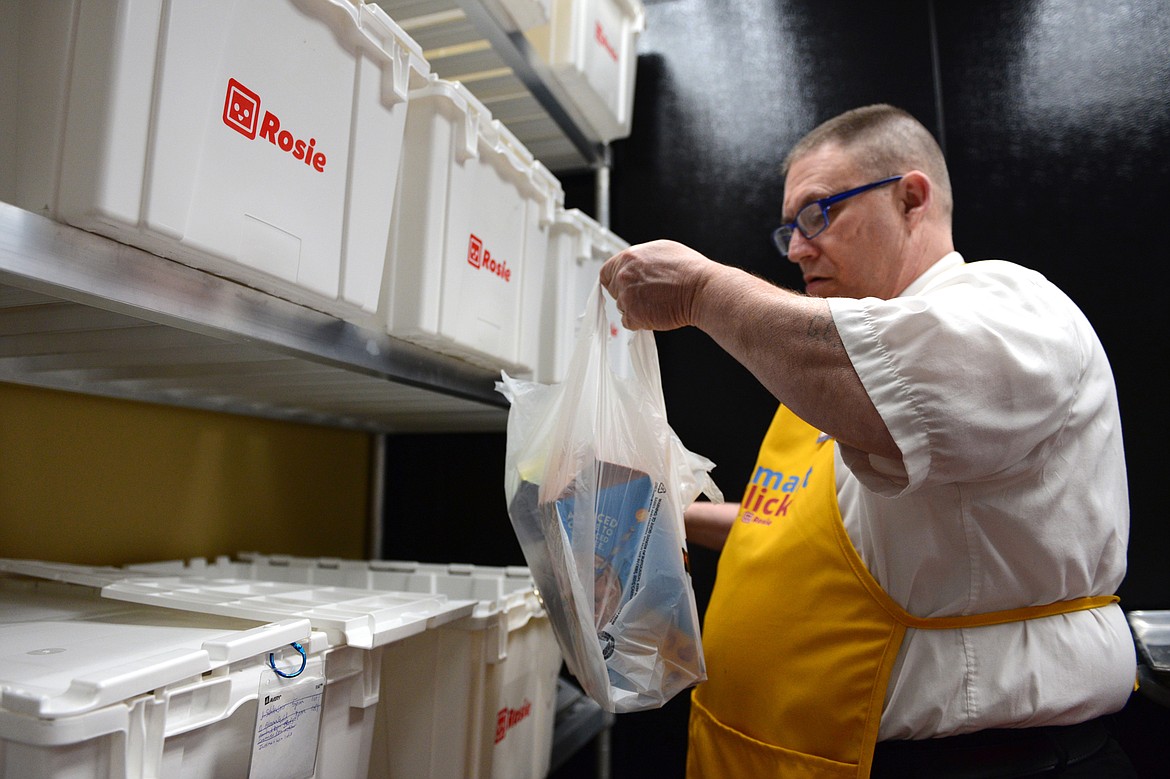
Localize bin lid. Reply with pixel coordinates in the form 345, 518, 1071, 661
0, 574, 310, 718
0, 559, 475, 650
235, 554, 542, 622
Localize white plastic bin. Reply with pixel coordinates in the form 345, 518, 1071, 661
382, 76, 564, 375
530, 0, 645, 142
0, 559, 477, 779
0, 0, 428, 321
131, 554, 563, 779
0, 574, 319, 779
541, 207, 630, 383
364, 560, 561, 779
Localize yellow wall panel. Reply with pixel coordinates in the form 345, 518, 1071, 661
0, 383, 370, 565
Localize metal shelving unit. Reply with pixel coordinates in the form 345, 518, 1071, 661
1, 197, 620, 775
3, 1, 620, 766
0, 202, 509, 433
1, 0, 618, 431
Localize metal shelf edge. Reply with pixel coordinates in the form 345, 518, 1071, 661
0, 203, 511, 415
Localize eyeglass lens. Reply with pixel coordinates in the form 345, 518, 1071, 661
796, 203, 828, 237
775, 203, 827, 256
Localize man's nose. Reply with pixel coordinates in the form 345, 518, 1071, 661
786, 229, 815, 263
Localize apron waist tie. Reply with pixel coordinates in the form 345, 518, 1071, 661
869, 716, 1112, 778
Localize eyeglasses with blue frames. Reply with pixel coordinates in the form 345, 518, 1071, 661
772, 175, 903, 257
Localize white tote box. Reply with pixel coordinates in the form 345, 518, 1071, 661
535, 0, 645, 142
541, 207, 630, 383
0, 0, 429, 320
0, 558, 477, 779
124, 554, 564, 779
383, 76, 563, 374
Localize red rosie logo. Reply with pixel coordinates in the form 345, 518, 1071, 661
495, 699, 532, 743
595, 20, 618, 62
467, 233, 512, 282
222, 78, 327, 172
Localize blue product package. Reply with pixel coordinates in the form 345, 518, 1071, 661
550, 462, 657, 632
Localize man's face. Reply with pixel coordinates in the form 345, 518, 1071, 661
781, 145, 908, 300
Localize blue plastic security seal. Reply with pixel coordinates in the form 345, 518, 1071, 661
268, 641, 307, 678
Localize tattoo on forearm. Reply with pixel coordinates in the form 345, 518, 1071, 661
806, 314, 842, 348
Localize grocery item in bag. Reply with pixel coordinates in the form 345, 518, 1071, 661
499, 284, 721, 712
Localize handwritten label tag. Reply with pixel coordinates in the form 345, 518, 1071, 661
248, 656, 325, 779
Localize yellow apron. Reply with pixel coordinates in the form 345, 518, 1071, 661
687, 406, 1117, 778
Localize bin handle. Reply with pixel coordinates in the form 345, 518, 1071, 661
268, 642, 308, 678
457, 106, 480, 163
357, 2, 427, 104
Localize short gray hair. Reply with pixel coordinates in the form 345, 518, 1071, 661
783, 104, 953, 221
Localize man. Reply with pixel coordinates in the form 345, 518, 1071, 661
599, 105, 1135, 777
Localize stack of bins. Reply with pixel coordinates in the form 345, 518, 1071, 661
0, 559, 476, 779
0, 0, 429, 323
128, 554, 563, 778
541, 207, 631, 383
381, 75, 565, 377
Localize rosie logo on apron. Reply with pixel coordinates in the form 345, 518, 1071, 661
686, 406, 1117, 779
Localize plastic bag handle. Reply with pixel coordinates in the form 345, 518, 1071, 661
587, 282, 725, 508
584, 281, 668, 414
536, 282, 654, 497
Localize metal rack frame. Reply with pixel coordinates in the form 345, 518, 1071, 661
3, 2, 622, 767
386, 0, 611, 174
0, 202, 509, 433
452, 0, 607, 168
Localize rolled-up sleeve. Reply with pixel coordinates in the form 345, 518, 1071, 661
827, 262, 1089, 496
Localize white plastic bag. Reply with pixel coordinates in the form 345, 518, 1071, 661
498, 283, 722, 713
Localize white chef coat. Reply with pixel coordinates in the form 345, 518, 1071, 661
827, 252, 1135, 741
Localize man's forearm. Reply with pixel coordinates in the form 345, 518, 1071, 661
685, 501, 740, 551
693, 266, 898, 459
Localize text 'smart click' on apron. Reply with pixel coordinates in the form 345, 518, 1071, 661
686, 406, 1116, 778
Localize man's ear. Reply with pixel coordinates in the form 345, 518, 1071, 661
900, 170, 932, 223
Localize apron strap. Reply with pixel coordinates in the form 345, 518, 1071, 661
893, 594, 1120, 630
833, 512, 1119, 631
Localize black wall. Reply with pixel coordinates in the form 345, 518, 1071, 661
384, 1, 1170, 775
